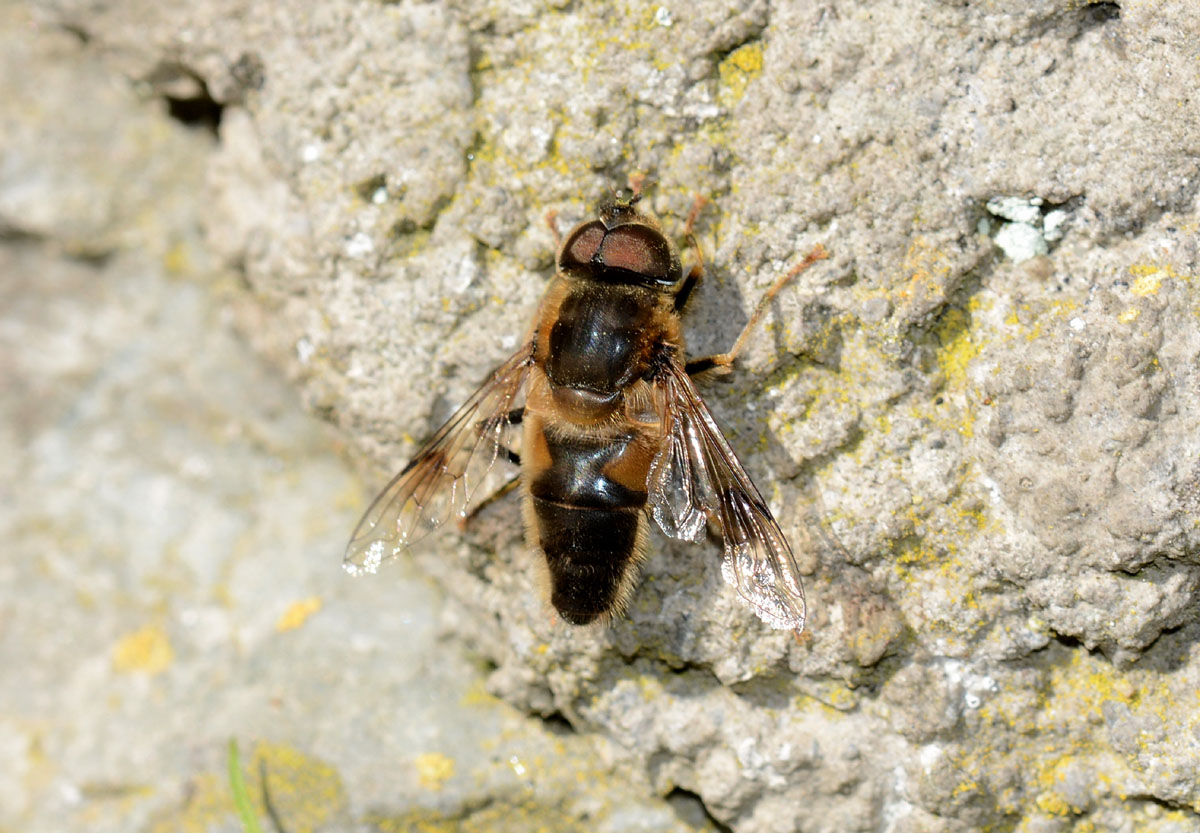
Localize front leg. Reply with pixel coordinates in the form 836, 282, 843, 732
673, 264, 704, 313
673, 194, 710, 314
685, 245, 828, 377
545, 211, 562, 248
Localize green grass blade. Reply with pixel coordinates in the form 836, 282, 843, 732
227, 739, 264, 833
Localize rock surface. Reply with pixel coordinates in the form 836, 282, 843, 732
9, 0, 1200, 831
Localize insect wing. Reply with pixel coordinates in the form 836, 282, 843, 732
344, 347, 533, 576
648, 361, 806, 632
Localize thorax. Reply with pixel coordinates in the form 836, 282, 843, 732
529, 276, 680, 426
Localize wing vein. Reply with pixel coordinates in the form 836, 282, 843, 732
647, 359, 806, 631
344, 347, 533, 575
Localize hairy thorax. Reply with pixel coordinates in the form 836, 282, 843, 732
530, 276, 681, 429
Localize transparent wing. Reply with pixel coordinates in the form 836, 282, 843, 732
648, 359, 806, 632
344, 347, 533, 576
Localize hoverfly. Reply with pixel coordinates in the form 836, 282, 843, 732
345, 186, 827, 632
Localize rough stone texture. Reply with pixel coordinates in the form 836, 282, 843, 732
13, 0, 1200, 831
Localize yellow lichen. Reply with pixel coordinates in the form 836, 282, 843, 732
414, 753, 456, 790
1129, 261, 1196, 287
143, 742, 343, 833
112, 624, 174, 675
1129, 269, 1163, 297
144, 772, 229, 833
368, 799, 584, 833
1035, 791, 1075, 816
251, 742, 347, 831
896, 237, 953, 306
460, 678, 500, 708
275, 597, 322, 632
718, 42, 764, 105
934, 304, 983, 395
162, 240, 191, 275
926, 301, 984, 444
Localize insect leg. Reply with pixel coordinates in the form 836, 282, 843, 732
457, 473, 522, 530
627, 171, 648, 198
683, 194, 708, 237
474, 407, 523, 431
674, 195, 709, 313
673, 264, 704, 313
473, 407, 523, 464
545, 211, 562, 248
685, 244, 828, 377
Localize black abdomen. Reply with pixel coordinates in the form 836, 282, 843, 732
531, 499, 642, 624
528, 428, 650, 624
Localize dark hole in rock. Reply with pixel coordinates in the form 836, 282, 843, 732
665, 787, 733, 833
537, 711, 575, 735
165, 90, 223, 135
149, 64, 223, 135
1083, 2, 1121, 25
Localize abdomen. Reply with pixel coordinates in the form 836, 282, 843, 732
522, 415, 654, 624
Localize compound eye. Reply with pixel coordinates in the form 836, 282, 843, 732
558, 221, 606, 271
596, 224, 680, 284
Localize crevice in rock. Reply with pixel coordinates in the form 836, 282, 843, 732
1079, 2, 1121, 31
0, 224, 116, 268
1124, 792, 1198, 818
462, 31, 488, 165
1122, 617, 1198, 674
387, 191, 456, 248
65, 248, 116, 269
1048, 631, 1085, 651
354, 173, 389, 204
704, 0, 769, 61
729, 675, 800, 711
665, 787, 734, 833
462, 126, 487, 174
535, 711, 576, 735
258, 758, 291, 833
1020, 628, 1088, 667
662, 661, 724, 690
146, 63, 224, 136
164, 84, 224, 135
0, 222, 44, 245
55, 21, 91, 45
